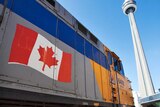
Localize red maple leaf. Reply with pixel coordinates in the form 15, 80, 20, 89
38, 46, 58, 71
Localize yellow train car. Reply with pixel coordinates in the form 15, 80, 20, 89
104, 46, 134, 106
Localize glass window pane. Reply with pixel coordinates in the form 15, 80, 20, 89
114, 58, 118, 71
120, 62, 125, 76
108, 52, 112, 65
100, 52, 110, 70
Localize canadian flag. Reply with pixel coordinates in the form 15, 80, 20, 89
9, 24, 72, 83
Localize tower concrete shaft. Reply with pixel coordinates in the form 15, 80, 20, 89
122, 0, 155, 97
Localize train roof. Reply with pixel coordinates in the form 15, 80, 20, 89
39, 0, 115, 55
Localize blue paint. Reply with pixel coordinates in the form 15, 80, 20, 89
9, 0, 110, 70
93, 46, 100, 64
76, 34, 84, 54
58, 19, 76, 49
11, 0, 57, 37
100, 52, 110, 70
85, 40, 93, 60
0, 0, 4, 4
120, 62, 125, 76
108, 52, 112, 65
0, 0, 13, 8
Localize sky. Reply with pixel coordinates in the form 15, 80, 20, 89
57, 0, 160, 92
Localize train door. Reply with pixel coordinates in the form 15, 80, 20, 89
54, 18, 76, 94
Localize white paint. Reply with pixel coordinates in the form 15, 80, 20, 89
128, 12, 155, 97
53, 47, 63, 80
122, 0, 155, 98
28, 34, 63, 80
128, 14, 147, 97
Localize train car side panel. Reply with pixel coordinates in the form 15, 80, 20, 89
75, 51, 86, 97
117, 73, 134, 106
54, 38, 75, 93
0, 10, 63, 89
85, 57, 96, 99
91, 60, 103, 100
101, 67, 113, 103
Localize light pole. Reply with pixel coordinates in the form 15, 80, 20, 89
122, 0, 155, 97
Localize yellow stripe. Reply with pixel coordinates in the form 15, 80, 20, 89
90, 60, 112, 102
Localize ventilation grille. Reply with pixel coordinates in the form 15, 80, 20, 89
78, 21, 87, 36
90, 33, 98, 44
46, 0, 55, 7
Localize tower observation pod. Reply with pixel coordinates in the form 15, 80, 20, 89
122, 0, 155, 98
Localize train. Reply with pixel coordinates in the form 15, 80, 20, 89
0, 0, 134, 107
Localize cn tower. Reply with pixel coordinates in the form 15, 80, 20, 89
122, 0, 155, 97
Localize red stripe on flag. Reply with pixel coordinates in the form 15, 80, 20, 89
9, 24, 38, 65
58, 52, 72, 82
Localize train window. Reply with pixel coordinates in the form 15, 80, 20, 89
90, 33, 98, 44
106, 58, 110, 70
107, 52, 112, 65
46, 0, 55, 7
117, 61, 121, 71
100, 52, 110, 70
58, 19, 75, 48
114, 58, 118, 71
120, 62, 125, 76
85, 40, 93, 59
77, 21, 87, 36
76, 34, 84, 54
93, 46, 100, 64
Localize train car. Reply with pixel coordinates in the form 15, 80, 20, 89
0, 0, 134, 107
